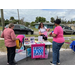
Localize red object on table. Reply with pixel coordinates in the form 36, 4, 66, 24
49, 32, 52, 36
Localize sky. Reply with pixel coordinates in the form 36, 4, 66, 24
1, 9, 75, 22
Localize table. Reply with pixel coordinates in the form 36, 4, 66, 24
24, 41, 52, 60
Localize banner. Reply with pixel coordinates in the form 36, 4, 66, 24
31, 44, 45, 59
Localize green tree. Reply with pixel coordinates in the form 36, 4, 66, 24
5, 19, 9, 25
50, 17, 55, 23
10, 16, 15, 20
0, 18, 1, 26
35, 17, 46, 23
25, 22, 30, 27
30, 21, 35, 27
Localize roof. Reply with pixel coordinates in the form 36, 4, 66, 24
34, 22, 65, 26
34, 22, 54, 25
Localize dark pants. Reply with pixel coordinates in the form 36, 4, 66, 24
40, 34, 47, 48
52, 41, 64, 64
7, 46, 16, 64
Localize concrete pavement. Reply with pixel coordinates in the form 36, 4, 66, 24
0, 49, 75, 65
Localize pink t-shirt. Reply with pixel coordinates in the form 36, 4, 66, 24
16, 35, 24, 43
53, 26, 65, 43
1, 28, 16, 47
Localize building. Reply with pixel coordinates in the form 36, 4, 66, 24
34, 22, 54, 29
34, 22, 64, 29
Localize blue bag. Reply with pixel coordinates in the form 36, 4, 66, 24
27, 48, 31, 57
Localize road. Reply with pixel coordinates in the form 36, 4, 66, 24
0, 49, 75, 65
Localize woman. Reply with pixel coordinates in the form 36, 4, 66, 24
1, 23, 19, 65
49, 19, 65, 65
38, 22, 50, 41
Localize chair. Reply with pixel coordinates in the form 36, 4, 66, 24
64, 37, 72, 49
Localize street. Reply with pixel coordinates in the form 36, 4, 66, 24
0, 49, 75, 65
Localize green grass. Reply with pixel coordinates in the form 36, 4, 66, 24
0, 40, 6, 52
0, 26, 2, 31
16, 34, 39, 37
0, 39, 72, 52
64, 35, 75, 37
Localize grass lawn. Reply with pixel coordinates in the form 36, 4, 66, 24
16, 34, 39, 37
0, 40, 6, 52
0, 26, 2, 31
0, 37, 73, 52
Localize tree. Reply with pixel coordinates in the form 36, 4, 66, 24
30, 21, 35, 27
35, 17, 46, 23
10, 16, 15, 20
50, 17, 55, 23
5, 19, 9, 25
25, 22, 30, 27
0, 18, 1, 26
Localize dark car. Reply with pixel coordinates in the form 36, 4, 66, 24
5, 24, 34, 35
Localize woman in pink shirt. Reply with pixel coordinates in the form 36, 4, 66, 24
49, 19, 65, 65
1, 23, 19, 65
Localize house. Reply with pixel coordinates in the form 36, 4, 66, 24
34, 22, 64, 29
34, 22, 54, 29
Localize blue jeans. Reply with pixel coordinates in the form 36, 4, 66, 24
52, 41, 64, 65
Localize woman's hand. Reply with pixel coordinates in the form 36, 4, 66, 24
46, 28, 50, 32
41, 33, 44, 35
52, 33, 57, 37
16, 38, 19, 40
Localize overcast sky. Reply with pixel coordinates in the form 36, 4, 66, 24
1, 9, 75, 22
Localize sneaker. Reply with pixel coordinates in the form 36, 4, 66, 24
7, 62, 17, 65
50, 61, 55, 65
9, 62, 17, 65
57, 63, 60, 65
13, 61, 17, 64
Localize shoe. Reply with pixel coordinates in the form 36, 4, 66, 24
9, 63, 17, 65
50, 61, 55, 65
7, 62, 17, 65
13, 61, 17, 64
57, 63, 60, 65
7, 63, 9, 65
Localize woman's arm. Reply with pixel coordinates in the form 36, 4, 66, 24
12, 38, 19, 41
11, 31, 19, 41
39, 31, 44, 35
46, 28, 50, 32
51, 33, 57, 37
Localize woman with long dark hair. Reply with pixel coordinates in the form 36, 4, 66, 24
38, 22, 50, 41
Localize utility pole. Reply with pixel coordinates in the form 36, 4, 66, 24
1, 9, 5, 31
17, 9, 20, 24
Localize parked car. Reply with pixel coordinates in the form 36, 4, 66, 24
61, 25, 75, 34
5, 24, 34, 35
